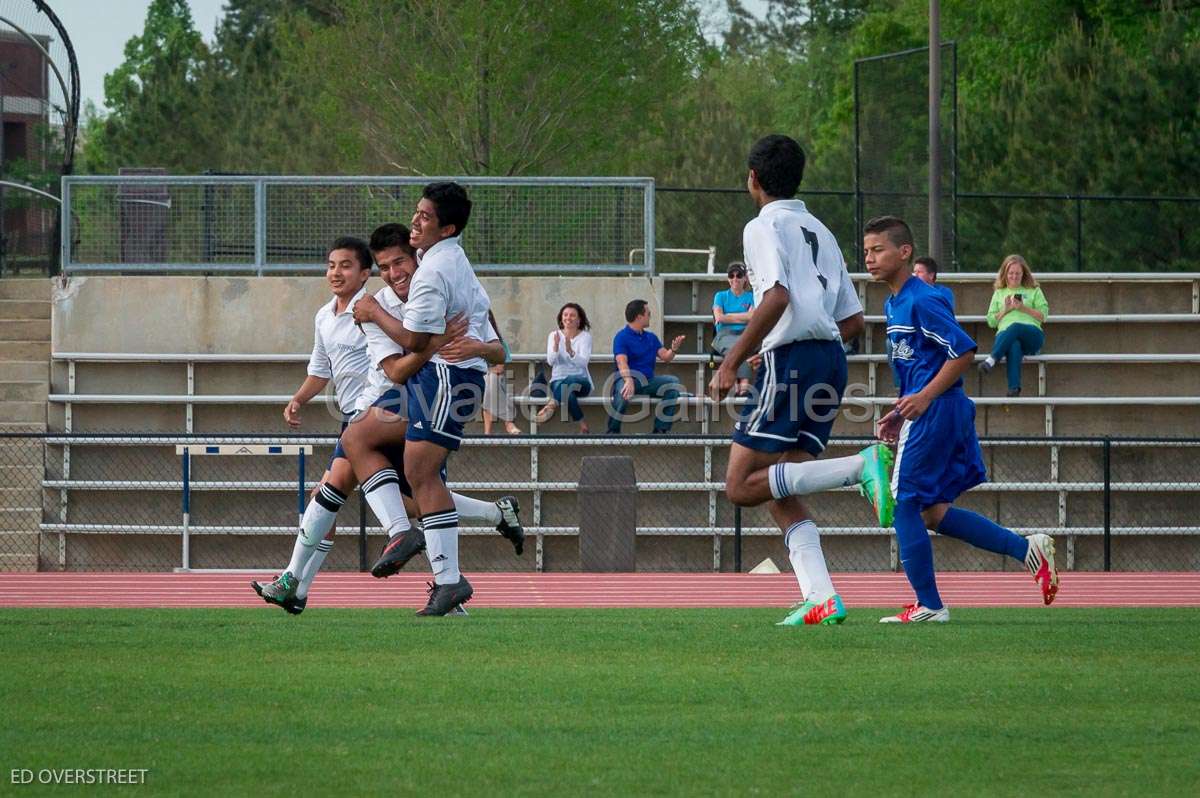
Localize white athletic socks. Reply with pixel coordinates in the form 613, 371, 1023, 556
286, 483, 345, 576
452, 493, 501, 524
769, 455, 864, 500
784, 520, 835, 604
422, 509, 461, 585
296, 539, 333, 599
362, 468, 412, 536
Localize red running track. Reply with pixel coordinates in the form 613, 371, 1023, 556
1, 572, 1199, 609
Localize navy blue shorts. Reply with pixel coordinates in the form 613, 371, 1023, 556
892, 388, 987, 509
732, 339, 848, 457
406, 361, 486, 452
328, 420, 351, 469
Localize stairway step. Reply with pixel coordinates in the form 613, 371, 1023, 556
0, 362, 48, 382
0, 299, 50, 319
0, 279, 51, 300
0, 402, 45, 423
0, 341, 50, 360
0, 382, 48, 402
0, 319, 50, 341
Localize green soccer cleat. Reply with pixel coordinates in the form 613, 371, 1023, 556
858, 443, 895, 527
259, 571, 298, 606
775, 600, 818, 626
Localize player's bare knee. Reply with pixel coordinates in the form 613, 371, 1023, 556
922, 504, 948, 529
326, 459, 356, 494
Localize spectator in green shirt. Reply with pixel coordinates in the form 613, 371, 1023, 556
979, 254, 1048, 397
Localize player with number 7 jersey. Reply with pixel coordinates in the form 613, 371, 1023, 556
710, 134, 886, 628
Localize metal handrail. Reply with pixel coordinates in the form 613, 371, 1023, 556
662, 272, 1200, 283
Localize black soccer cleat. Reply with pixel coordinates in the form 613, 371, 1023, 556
416, 576, 474, 616
495, 496, 525, 556
370, 526, 427, 578
282, 596, 307, 615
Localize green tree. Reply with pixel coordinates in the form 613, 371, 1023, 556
81, 0, 213, 172
292, 0, 704, 175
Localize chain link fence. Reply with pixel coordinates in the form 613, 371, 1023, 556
63, 176, 654, 275
2, 432, 1196, 574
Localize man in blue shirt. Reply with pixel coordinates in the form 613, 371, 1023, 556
913, 255, 956, 311
711, 262, 756, 395
607, 299, 686, 434
865, 216, 1060, 623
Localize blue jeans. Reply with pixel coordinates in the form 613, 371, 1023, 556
549, 376, 592, 422
607, 374, 682, 434
990, 323, 1044, 391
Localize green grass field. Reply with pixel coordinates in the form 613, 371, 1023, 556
2, 608, 1198, 796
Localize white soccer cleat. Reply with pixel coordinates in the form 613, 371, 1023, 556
879, 603, 950, 623
1025, 533, 1060, 605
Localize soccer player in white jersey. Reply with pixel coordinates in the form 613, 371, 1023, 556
252, 237, 373, 614
709, 134, 891, 627
257, 227, 521, 614
343, 223, 522, 593
351, 183, 493, 616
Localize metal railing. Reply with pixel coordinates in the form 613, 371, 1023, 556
61, 175, 656, 276
3, 431, 1198, 574
654, 187, 1200, 274
49, 350, 1200, 442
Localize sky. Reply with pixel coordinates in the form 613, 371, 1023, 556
43, 0, 769, 112
42, 0, 226, 112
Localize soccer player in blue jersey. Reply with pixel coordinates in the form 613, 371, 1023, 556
864, 216, 1059, 623
710, 134, 893, 627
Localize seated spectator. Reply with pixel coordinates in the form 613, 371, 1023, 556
607, 299, 686, 435
536, 302, 593, 433
711, 261, 756, 395
980, 254, 1048, 397
913, 255, 956, 311
482, 363, 522, 434
482, 310, 522, 434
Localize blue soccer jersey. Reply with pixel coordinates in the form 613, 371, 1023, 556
886, 276, 986, 508
884, 276, 976, 397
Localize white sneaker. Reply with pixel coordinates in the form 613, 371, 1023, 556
1025, 533, 1060, 606
880, 603, 950, 623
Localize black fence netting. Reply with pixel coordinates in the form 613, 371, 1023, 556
1, 432, 1196, 574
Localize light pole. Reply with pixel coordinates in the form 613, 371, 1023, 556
928, 0, 942, 265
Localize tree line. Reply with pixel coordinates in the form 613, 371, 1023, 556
78, 0, 1200, 271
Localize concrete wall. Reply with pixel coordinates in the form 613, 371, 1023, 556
53, 275, 665, 356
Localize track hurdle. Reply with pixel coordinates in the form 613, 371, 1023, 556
174, 444, 313, 572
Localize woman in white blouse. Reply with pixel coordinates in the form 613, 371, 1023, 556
536, 303, 593, 433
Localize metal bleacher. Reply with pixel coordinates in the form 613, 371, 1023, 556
32, 271, 1200, 573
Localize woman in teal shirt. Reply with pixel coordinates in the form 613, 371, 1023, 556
711, 262, 756, 395
979, 254, 1049, 396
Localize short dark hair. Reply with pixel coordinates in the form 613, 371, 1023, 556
914, 255, 939, 278
625, 299, 649, 323
329, 236, 372, 270
863, 215, 915, 262
368, 223, 415, 257
422, 181, 472, 236
748, 134, 805, 198
557, 302, 591, 331
726, 261, 747, 278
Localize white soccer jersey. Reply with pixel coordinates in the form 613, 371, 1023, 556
357, 285, 408, 412
742, 199, 862, 353
403, 236, 492, 372
308, 285, 371, 415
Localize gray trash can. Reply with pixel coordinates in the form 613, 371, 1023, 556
578, 456, 637, 572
